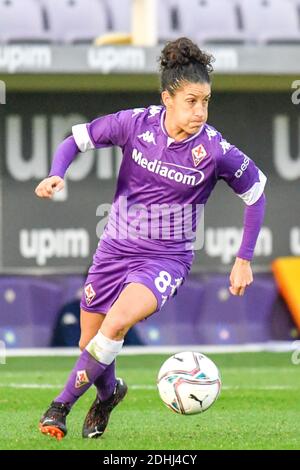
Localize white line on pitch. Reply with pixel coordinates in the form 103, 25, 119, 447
0, 383, 298, 391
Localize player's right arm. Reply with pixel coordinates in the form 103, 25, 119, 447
35, 109, 133, 199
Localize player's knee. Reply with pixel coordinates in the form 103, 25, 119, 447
112, 324, 128, 339
105, 316, 131, 339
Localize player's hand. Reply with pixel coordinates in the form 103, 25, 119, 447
229, 257, 253, 296
35, 176, 65, 199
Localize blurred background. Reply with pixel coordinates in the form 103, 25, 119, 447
0, 0, 299, 349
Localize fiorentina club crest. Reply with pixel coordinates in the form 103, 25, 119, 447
84, 283, 96, 305
75, 370, 90, 388
192, 144, 207, 167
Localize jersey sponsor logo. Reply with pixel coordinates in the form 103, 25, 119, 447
131, 149, 204, 186
235, 155, 250, 178
75, 370, 90, 388
192, 144, 207, 167
138, 130, 156, 145
84, 283, 96, 305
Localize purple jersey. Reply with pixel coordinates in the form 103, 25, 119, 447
72, 105, 266, 260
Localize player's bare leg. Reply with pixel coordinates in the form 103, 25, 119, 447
100, 282, 158, 341
82, 283, 157, 438
79, 310, 105, 350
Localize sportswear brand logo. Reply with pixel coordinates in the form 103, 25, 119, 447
138, 130, 156, 145
132, 108, 145, 117
220, 139, 231, 154
205, 127, 218, 140
75, 370, 90, 388
148, 105, 162, 117
189, 393, 209, 410
84, 283, 96, 305
192, 144, 207, 167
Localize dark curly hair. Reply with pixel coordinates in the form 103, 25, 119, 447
159, 37, 214, 95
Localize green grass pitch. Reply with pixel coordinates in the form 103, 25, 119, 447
0, 352, 299, 450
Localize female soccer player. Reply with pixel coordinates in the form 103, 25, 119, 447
35, 37, 266, 440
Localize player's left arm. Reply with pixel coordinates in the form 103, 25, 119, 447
229, 193, 265, 296
215, 139, 267, 296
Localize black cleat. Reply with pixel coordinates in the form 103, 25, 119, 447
82, 378, 128, 438
39, 401, 70, 440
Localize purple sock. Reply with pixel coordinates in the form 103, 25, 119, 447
94, 360, 117, 402
55, 349, 108, 407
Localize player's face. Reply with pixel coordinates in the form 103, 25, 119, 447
162, 81, 211, 136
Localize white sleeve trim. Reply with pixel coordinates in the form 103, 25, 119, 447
72, 123, 95, 152
237, 170, 267, 205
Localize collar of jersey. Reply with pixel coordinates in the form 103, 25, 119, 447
160, 108, 204, 146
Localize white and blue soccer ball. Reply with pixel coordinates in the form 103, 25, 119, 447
157, 351, 221, 415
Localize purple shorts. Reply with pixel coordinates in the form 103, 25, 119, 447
80, 246, 191, 314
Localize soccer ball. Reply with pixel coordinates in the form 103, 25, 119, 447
157, 351, 221, 415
